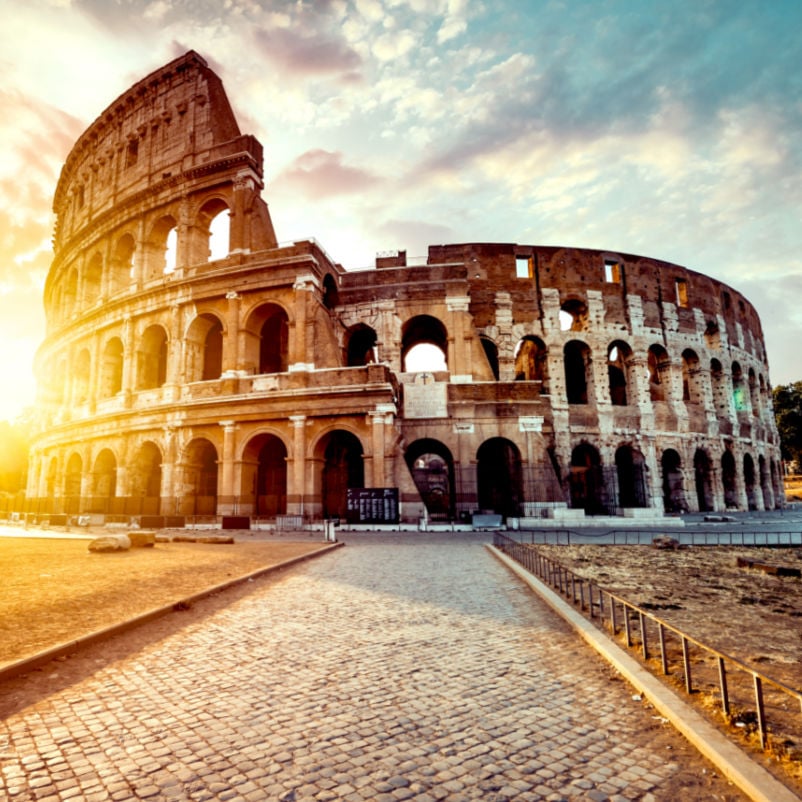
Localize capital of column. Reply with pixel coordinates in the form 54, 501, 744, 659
290, 415, 307, 428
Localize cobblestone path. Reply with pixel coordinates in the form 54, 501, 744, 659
0, 534, 745, 801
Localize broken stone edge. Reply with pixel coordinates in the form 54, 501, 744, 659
487, 544, 801, 802
0, 541, 343, 683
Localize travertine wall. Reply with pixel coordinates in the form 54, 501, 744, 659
27, 52, 783, 525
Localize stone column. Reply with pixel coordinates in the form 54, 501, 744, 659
223, 291, 242, 375
446, 296, 471, 380
289, 276, 317, 371
218, 420, 238, 515
368, 404, 396, 487
287, 415, 307, 517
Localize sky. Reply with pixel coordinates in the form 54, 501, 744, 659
0, 0, 801, 423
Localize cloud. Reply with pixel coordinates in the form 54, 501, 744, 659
253, 25, 362, 82
272, 149, 382, 198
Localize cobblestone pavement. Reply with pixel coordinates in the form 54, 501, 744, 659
0, 533, 746, 802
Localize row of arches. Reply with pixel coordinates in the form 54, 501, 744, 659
51, 200, 231, 322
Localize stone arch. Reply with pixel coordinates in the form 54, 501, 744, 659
317, 430, 364, 520
100, 337, 124, 397
694, 449, 714, 512
64, 268, 79, 317
186, 314, 224, 382
710, 359, 730, 418
196, 197, 230, 263
477, 438, 523, 519
648, 344, 671, 402
137, 324, 168, 390
90, 448, 117, 513
130, 441, 163, 514
181, 438, 219, 515
748, 368, 759, 416
346, 324, 378, 367
721, 449, 738, 508
480, 336, 500, 380
681, 349, 702, 404
514, 336, 548, 385
64, 452, 83, 515
564, 340, 591, 405
758, 454, 771, 510
771, 459, 783, 508
241, 433, 288, 517
111, 232, 135, 294
732, 362, 748, 412
607, 340, 633, 406
401, 315, 448, 372
144, 214, 177, 279
405, 438, 454, 521
615, 445, 648, 508
569, 442, 605, 515
559, 297, 588, 331
661, 449, 685, 513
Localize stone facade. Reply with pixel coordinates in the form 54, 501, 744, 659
28, 51, 783, 526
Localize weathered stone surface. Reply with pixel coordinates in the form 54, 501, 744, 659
129, 531, 156, 548
88, 535, 131, 553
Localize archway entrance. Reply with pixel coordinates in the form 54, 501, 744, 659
694, 449, 714, 512
477, 438, 522, 519
405, 439, 455, 521
569, 444, 606, 515
661, 449, 685, 513
183, 439, 218, 515
615, 446, 648, 509
320, 431, 364, 519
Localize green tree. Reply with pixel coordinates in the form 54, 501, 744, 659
773, 382, 802, 471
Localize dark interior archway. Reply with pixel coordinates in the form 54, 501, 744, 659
477, 438, 522, 519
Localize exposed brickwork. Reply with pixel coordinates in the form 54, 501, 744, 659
28, 52, 782, 526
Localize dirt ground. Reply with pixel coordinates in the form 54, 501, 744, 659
534, 541, 802, 792
0, 533, 327, 669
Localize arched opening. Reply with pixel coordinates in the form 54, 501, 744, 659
64, 453, 82, 515
145, 215, 178, 278
710, 359, 730, 418
84, 252, 103, 306
514, 336, 548, 384
661, 449, 685, 513
320, 430, 364, 520
129, 442, 163, 515
607, 341, 632, 406
346, 324, 378, 367
648, 344, 671, 402
402, 315, 448, 372
100, 338, 124, 398
480, 337, 500, 380
242, 434, 288, 517
569, 443, 605, 515
477, 438, 523, 519
743, 453, 757, 510
64, 269, 78, 317
771, 459, 783, 509
732, 362, 748, 412
137, 325, 168, 390
748, 368, 759, 417
681, 349, 702, 403
564, 341, 591, 405
186, 314, 224, 382
559, 298, 588, 331
721, 449, 738, 508
89, 449, 117, 514
259, 306, 290, 374
694, 449, 714, 512
182, 439, 218, 515
704, 320, 721, 350
111, 233, 135, 293
207, 205, 230, 261
615, 446, 648, 508
405, 439, 455, 521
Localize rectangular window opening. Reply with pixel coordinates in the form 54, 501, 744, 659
604, 259, 622, 283
126, 139, 139, 168
515, 255, 533, 279
675, 278, 689, 308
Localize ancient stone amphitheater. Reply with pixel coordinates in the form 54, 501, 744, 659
27, 51, 783, 528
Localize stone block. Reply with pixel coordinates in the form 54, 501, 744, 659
88, 534, 131, 553
129, 531, 156, 548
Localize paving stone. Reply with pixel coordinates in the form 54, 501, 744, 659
0, 535, 747, 802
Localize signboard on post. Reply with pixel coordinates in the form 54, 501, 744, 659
346, 488, 400, 524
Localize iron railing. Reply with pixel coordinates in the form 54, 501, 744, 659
515, 528, 802, 547
493, 532, 802, 753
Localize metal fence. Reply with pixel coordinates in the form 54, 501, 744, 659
516, 528, 802, 547
493, 532, 802, 755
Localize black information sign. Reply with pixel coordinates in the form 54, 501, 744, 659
346, 488, 399, 524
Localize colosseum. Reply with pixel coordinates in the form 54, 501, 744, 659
27, 51, 783, 530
